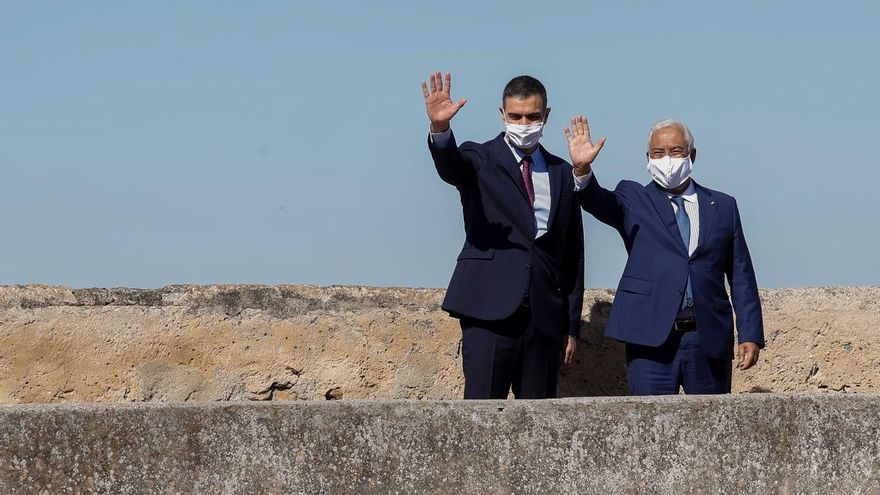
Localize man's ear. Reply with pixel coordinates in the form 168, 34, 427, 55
544, 107, 551, 124
690, 147, 697, 163
499, 107, 505, 123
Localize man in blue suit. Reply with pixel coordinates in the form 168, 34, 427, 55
422, 72, 584, 399
563, 116, 764, 395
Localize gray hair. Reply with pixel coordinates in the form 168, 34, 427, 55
647, 119, 695, 151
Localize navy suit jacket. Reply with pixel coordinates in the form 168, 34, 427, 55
429, 132, 585, 339
577, 174, 764, 359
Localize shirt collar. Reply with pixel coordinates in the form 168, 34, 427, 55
505, 137, 547, 172
667, 180, 697, 203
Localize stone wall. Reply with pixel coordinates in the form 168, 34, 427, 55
1, 395, 878, 494
0, 285, 878, 403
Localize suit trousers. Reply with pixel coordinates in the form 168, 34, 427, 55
460, 305, 562, 399
625, 327, 732, 395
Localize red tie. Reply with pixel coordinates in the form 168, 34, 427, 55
521, 155, 535, 208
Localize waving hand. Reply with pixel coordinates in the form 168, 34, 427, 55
564, 115, 606, 177
421, 72, 468, 133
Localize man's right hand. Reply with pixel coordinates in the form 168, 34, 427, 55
422, 72, 467, 133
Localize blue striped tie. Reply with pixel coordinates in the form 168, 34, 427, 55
672, 196, 694, 312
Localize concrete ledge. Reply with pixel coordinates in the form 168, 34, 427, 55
1, 394, 878, 494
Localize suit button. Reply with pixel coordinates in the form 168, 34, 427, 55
688, 260, 694, 265
524, 263, 531, 269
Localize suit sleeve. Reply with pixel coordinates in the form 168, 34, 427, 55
427, 130, 480, 188
575, 173, 627, 231
726, 199, 765, 347
565, 193, 585, 337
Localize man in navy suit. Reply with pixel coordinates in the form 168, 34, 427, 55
563, 116, 764, 395
422, 72, 584, 399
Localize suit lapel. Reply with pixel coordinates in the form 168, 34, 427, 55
693, 182, 717, 257
490, 134, 530, 205
647, 181, 688, 253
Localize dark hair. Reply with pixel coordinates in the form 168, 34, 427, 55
502, 75, 547, 110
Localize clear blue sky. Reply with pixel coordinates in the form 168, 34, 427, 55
2, 2, 878, 289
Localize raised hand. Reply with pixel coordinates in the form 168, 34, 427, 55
563, 115, 606, 177
421, 72, 467, 133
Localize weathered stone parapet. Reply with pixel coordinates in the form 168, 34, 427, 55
0, 285, 878, 403
1, 394, 878, 494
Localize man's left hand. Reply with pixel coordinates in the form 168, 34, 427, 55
737, 342, 760, 370
562, 336, 577, 365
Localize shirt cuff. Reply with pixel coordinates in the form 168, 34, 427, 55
429, 127, 452, 148
572, 170, 593, 191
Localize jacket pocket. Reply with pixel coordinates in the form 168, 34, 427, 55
617, 275, 653, 295
457, 248, 496, 260
714, 297, 733, 313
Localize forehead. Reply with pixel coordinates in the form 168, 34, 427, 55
649, 126, 688, 148
503, 94, 545, 113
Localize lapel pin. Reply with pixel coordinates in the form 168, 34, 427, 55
711, 201, 716, 206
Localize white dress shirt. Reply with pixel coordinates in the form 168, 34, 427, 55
430, 129, 551, 239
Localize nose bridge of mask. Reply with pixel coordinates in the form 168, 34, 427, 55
652, 155, 673, 171
508, 122, 543, 132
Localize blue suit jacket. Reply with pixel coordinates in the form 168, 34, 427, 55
577, 174, 764, 359
429, 132, 585, 339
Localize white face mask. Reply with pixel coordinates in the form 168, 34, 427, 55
504, 121, 544, 149
647, 155, 693, 190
